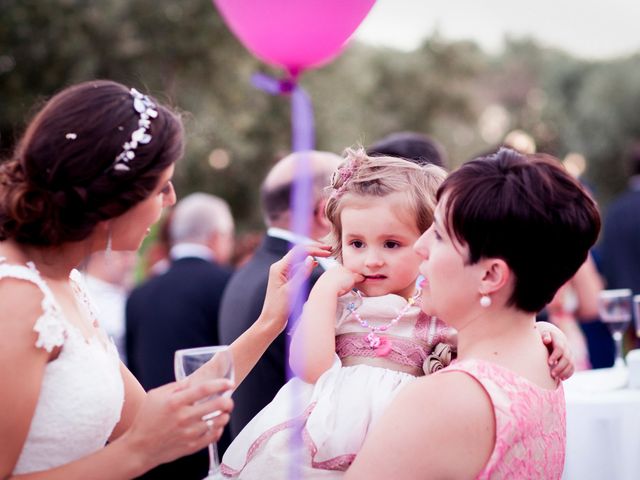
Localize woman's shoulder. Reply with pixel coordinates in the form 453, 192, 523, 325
354, 370, 494, 479
0, 261, 66, 353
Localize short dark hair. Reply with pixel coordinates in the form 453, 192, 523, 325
439, 147, 601, 313
0, 80, 183, 246
367, 131, 447, 169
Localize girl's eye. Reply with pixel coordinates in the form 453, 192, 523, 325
350, 240, 364, 249
434, 229, 442, 241
384, 241, 400, 249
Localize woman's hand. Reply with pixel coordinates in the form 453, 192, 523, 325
259, 243, 332, 335
537, 321, 575, 380
123, 378, 233, 473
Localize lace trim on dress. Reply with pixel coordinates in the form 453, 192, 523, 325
220, 401, 357, 477
0, 260, 67, 353
335, 333, 430, 370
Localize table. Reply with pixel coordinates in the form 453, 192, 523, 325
563, 367, 640, 480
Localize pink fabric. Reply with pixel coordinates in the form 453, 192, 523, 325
221, 292, 452, 478
442, 359, 566, 480
335, 333, 430, 368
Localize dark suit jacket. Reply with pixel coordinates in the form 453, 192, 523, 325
126, 256, 232, 480
600, 189, 640, 295
218, 235, 322, 438
592, 188, 640, 367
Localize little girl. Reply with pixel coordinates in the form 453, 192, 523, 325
221, 149, 570, 478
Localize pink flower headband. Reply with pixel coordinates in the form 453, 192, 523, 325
330, 158, 360, 199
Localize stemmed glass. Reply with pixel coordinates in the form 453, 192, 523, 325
174, 346, 234, 480
633, 295, 640, 339
598, 289, 632, 369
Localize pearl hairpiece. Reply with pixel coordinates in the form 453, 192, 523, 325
113, 88, 158, 172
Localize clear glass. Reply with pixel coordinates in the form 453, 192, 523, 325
598, 289, 633, 368
174, 346, 234, 479
633, 295, 640, 339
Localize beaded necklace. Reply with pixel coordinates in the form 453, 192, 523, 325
346, 288, 422, 357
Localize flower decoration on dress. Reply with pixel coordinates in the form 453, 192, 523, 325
113, 88, 158, 173
423, 342, 452, 374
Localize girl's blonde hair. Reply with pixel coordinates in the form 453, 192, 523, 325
325, 147, 447, 260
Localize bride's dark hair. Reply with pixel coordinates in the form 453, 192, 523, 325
0, 80, 184, 246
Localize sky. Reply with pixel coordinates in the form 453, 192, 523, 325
354, 0, 640, 60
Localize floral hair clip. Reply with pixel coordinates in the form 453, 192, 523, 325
330, 159, 359, 199
113, 88, 158, 172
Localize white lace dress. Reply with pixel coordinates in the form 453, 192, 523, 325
0, 259, 125, 475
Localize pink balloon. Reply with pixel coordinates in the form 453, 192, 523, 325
213, 0, 376, 76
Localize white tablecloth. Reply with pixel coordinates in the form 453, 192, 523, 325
563, 367, 640, 480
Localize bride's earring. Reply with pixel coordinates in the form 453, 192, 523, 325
105, 225, 112, 262
480, 293, 492, 308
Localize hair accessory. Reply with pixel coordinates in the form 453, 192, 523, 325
113, 88, 158, 172
347, 288, 422, 357
480, 294, 492, 308
330, 159, 358, 199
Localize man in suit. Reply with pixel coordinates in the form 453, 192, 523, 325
219, 150, 342, 438
126, 192, 234, 479
600, 143, 640, 295
596, 143, 640, 363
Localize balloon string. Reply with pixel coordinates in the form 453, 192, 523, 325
251, 72, 315, 152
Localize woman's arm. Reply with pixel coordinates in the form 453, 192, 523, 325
289, 265, 364, 383
345, 372, 494, 479
0, 282, 51, 479
570, 254, 603, 320
1, 281, 232, 479
194, 244, 333, 387
11, 379, 232, 480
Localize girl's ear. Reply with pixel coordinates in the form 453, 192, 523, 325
478, 258, 510, 295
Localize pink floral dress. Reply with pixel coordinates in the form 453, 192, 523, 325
221, 291, 449, 479
442, 359, 566, 479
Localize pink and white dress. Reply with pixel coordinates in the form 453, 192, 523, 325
442, 359, 566, 479
221, 291, 448, 479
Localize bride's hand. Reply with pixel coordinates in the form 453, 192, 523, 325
259, 243, 332, 334
124, 378, 233, 472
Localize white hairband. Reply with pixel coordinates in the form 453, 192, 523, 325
113, 88, 158, 172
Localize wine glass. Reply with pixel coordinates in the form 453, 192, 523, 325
633, 295, 640, 339
598, 289, 632, 369
174, 346, 234, 480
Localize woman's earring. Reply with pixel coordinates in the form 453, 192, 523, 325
105, 226, 112, 261
480, 294, 492, 308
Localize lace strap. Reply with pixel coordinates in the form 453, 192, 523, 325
0, 261, 67, 352
69, 269, 101, 328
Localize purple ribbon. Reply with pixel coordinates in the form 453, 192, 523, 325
252, 71, 316, 347
252, 72, 317, 480
251, 73, 315, 152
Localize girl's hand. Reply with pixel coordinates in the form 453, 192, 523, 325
537, 321, 575, 380
316, 264, 365, 297
260, 243, 332, 334
124, 378, 234, 471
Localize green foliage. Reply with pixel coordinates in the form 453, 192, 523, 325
2, 1, 640, 226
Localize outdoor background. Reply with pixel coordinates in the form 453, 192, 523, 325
2, 0, 640, 232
